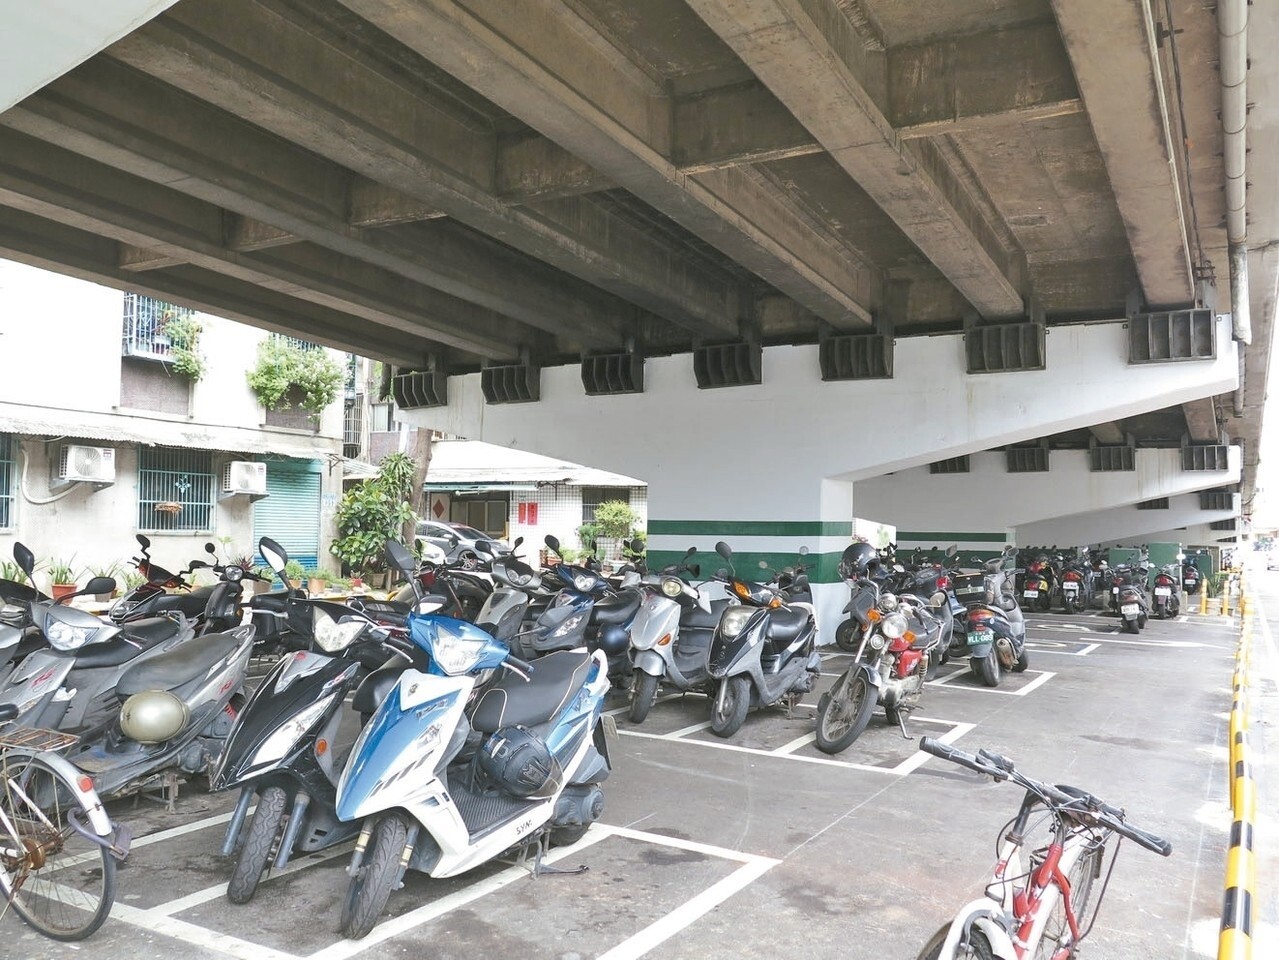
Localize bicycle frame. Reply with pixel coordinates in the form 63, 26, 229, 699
934, 793, 1098, 960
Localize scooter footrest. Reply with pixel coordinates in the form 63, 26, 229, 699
452, 782, 536, 841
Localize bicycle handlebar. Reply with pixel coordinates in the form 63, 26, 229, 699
919, 737, 1172, 857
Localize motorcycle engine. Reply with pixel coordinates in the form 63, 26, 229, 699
478, 725, 556, 797
120, 690, 189, 744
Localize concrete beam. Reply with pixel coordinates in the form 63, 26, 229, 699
333, 0, 874, 328
1182, 397, 1221, 444
854, 448, 1243, 534
685, 0, 1028, 318
1048, 0, 1194, 307
1016, 493, 1238, 546
2, 60, 638, 349
495, 133, 614, 201
1089, 422, 1127, 446
0, 205, 432, 366
397, 320, 1239, 515
0, 129, 524, 361
107, 1, 751, 336
888, 22, 1084, 140
671, 82, 824, 173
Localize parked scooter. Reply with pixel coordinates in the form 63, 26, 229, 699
626, 548, 729, 724
0, 543, 206, 734
108, 535, 247, 627
1181, 557, 1202, 595
1111, 560, 1150, 633
945, 546, 1029, 687
1151, 563, 1182, 619
815, 543, 946, 753
1058, 552, 1095, 614
704, 542, 821, 738
1019, 550, 1057, 613
473, 539, 549, 643
334, 540, 612, 940
212, 539, 416, 903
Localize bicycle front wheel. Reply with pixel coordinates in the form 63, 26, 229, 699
0, 754, 116, 941
917, 923, 995, 959
1031, 844, 1102, 959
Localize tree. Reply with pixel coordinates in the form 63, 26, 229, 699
330, 453, 418, 576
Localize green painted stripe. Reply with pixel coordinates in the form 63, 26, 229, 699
649, 520, 853, 537
897, 531, 1009, 543
649, 548, 844, 584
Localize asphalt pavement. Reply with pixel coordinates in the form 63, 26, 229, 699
3, 588, 1273, 960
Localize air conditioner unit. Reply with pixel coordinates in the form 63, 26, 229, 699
58, 445, 116, 484
222, 461, 267, 495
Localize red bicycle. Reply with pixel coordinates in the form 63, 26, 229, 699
916, 737, 1171, 959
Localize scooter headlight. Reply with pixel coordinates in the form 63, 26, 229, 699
573, 574, 596, 592
878, 593, 899, 613
431, 626, 488, 676
44, 616, 100, 652
881, 613, 908, 640
312, 608, 367, 653
250, 693, 338, 768
719, 607, 753, 639
660, 577, 683, 598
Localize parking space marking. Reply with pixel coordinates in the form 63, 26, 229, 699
106, 823, 780, 960
662, 719, 716, 739
1074, 634, 1211, 648
150, 846, 353, 918
620, 718, 975, 776
926, 668, 1055, 697
1025, 639, 1100, 657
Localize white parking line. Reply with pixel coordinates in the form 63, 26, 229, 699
1025, 641, 1100, 657
662, 719, 715, 739
1074, 634, 1211, 648
926, 669, 1056, 697
150, 845, 354, 917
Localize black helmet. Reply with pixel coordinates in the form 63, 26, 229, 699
839, 542, 879, 580
478, 725, 555, 798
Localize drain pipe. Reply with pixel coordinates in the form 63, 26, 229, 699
1220, 0, 1252, 345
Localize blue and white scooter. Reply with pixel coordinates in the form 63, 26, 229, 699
334, 540, 613, 940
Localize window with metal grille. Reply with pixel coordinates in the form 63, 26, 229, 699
0, 435, 14, 529
270, 332, 321, 353
581, 486, 632, 523
343, 395, 363, 459
122, 293, 194, 361
137, 446, 214, 532
929, 456, 970, 475
1136, 498, 1169, 510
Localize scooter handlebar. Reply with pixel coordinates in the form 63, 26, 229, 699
503, 654, 535, 677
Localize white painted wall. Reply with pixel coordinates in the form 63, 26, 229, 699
854, 448, 1242, 532
1016, 493, 1240, 546
0, 1, 180, 113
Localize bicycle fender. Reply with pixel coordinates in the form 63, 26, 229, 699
936, 900, 1016, 960
7, 747, 113, 837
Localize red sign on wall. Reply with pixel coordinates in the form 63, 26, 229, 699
517, 502, 538, 525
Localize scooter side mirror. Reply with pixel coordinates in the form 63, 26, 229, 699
513, 536, 524, 549
13, 542, 35, 578
715, 541, 732, 560
136, 533, 151, 551
544, 534, 561, 554
205, 542, 218, 556
83, 576, 117, 597
257, 536, 290, 582
384, 539, 417, 579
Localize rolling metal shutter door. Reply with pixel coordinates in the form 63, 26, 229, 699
253, 460, 321, 569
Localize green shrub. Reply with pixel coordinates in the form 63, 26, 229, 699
331, 453, 419, 574
246, 337, 344, 414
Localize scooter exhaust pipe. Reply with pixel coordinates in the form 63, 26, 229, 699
994, 637, 1015, 669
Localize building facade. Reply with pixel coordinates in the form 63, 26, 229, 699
0, 260, 345, 588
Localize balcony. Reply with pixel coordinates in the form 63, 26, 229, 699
121, 293, 190, 362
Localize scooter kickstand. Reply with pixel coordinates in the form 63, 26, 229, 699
895, 710, 914, 741
520, 834, 589, 879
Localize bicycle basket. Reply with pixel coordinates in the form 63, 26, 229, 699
0, 727, 80, 754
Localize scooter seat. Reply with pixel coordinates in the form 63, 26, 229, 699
681, 599, 728, 630
470, 650, 592, 734
116, 629, 245, 698
592, 591, 641, 626
767, 607, 810, 645
72, 618, 183, 670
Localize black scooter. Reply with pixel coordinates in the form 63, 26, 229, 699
705, 541, 821, 738
212, 536, 417, 904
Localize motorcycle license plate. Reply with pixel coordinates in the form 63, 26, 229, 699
967, 628, 994, 646
1121, 604, 1140, 616
1022, 590, 1038, 598
1154, 586, 1172, 597
1063, 583, 1079, 592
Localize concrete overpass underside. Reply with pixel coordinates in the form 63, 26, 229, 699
1, 0, 1276, 572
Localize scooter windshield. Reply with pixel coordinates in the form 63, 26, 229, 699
408, 613, 510, 677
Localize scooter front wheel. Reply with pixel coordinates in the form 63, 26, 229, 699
814, 671, 876, 754
709, 676, 751, 738
340, 814, 408, 940
226, 785, 288, 905
628, 671, 660, 724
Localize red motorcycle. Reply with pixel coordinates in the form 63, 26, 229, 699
1151, 563, 1181, 618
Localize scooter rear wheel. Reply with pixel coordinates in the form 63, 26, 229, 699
1122, 617, 1140, 634
972, 651, 1001, 688
226, 785, 288, 905
628, 672, 659, 724
1010, 646, 1030, 673
340, 814, 407, 940
814, 671, 876, 754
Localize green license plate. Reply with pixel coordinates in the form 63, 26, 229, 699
967, 629, 993, 645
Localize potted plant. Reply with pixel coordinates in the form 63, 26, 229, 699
284, 559, 306, 591
87, 562, 121, 601
46, 557, 78, 601
246, 336, 345, 418
305, 567, 328, 596
0, 559, 30, 585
